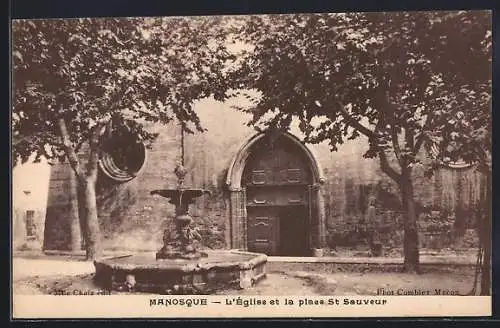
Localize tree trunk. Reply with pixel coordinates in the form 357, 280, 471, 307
69, 170, 83, 251
76, 183, 87, 251
400, 171, 420, 273
480, 227, 491, 295
480, 170, 492, 295
58, 117, 103, 260
79, 177, 102, 260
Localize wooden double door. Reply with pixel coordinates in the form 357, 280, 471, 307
243, 136, 314, 256
247, 202, 310, 256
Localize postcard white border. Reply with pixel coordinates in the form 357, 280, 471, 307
12, 295, 491, 318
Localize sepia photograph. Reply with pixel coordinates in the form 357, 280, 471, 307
11, 10, 492, 318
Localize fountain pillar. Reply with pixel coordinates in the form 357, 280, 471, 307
94, 153, 267, 294
151, 164, 209, 260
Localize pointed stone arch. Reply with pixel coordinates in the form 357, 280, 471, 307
226, 132, 326, 191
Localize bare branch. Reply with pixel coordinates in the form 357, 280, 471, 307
335, 100, 376, 139
405, 128, 415, 153
86, 122, 107, 180
332, 99, 403, 183
414, 113, 433, 154
378, 150, 401, 183
75, 138, 86, 154
57, 117, 83, 179
391, 126, 403, 166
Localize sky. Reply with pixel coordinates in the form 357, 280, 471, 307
12, 158, 51, 211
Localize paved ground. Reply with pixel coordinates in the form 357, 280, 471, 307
12, 254, 479, 296
271, 253, 477, 264
14, 249, 478, 264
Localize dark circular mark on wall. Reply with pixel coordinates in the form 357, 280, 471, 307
99, 132, 147, 182
428, 143, 474, 169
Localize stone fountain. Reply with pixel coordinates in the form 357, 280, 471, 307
151, 162, 210, 261
94, 127, 267, 294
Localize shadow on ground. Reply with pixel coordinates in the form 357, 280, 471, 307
12, 256, 477, 296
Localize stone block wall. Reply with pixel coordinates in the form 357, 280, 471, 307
320, 138, 485, 251
44, 99, 257, 251
12, 159, 51, 251
13, 208, 46, 251
42, 163, 79, 250
42, 99, 486, 253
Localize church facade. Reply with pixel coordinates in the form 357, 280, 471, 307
15, 99, 486, 256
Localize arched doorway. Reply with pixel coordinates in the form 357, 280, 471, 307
226, 132, 326, 256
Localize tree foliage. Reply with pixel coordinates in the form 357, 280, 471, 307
11, 16, 236, 259
12, 16, 234, 168
229, 11, 491, 272
230, 11, 491, 169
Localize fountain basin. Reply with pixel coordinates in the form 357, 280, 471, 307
94, 250, 267, 294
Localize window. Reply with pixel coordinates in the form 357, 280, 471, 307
25, 210, 36, 238
99, 130, 147, 182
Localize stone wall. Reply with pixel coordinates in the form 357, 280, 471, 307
44, 99, 257, 251
13, 208, 46, 251
322, 141, 485, 251
43, 163, 79, 250
42, 99, 486, 253
12, 159, 51, 251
